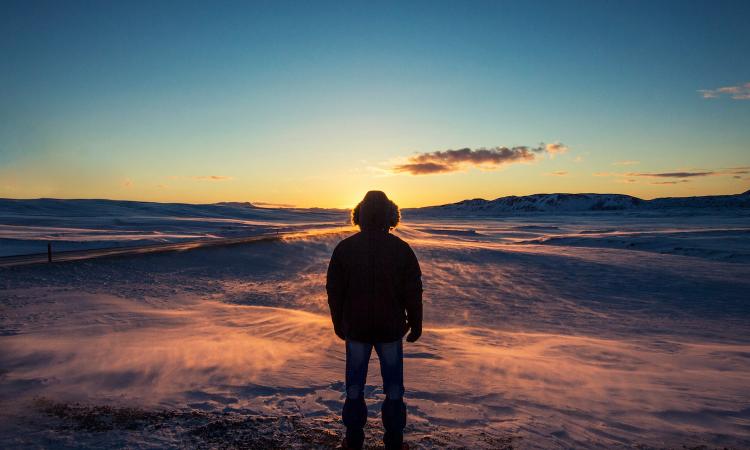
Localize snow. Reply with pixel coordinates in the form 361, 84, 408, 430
1, 199, 749, 448
405, 190, 750, 215
0, 198, 349, 257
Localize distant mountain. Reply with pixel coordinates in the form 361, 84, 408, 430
0, 198, 349, 222
404, 191, 750, 215
0, 198, 260, 218
1, 191, 748, 220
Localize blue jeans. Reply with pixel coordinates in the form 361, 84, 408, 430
343, 339, 406, 450
345, 338, 404, 401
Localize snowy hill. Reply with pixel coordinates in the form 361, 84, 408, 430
0, 198, 347, 222
405, 191, 750, 216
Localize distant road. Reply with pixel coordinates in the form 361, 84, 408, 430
0, 226, 353, 268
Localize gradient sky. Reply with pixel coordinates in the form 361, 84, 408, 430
1, 0, 749, 208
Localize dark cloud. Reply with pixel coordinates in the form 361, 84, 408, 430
393, 143, 566, 175
598, 167, 749, 184
393, 162, 454, 175
628, 171, 714, 178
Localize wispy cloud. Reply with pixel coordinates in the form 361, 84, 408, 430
168, 175, 234, 182
698, 82, 750, 100
545, 142, 568, 157
392, 142, 568, 175
595, 167, 749, 184
613, 160, 639, 166
627, 171, 714, 178
192, 175, 233, 181
651, 180, 691, 185
546, 171, 568, 176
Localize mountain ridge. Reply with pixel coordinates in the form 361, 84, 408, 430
1, 190, 748, 217
404, 190, 750, 215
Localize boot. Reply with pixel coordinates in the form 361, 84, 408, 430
342, 397, 367, 449
381, 398, 407, 450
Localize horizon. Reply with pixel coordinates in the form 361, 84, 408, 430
2, 187, 749, 210
2, 1, 749, 208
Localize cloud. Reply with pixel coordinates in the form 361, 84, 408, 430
546, 171, 569, 176
395, 161, 456, 175
192, 175, 233, 181
545, 142, 568, 157
392, 142, 566, 175
651, 180, 691, 185
613, 160, 639, 166
595, 166, 749, 184
698, 82, 750, 100
627, 171, 714, 178
168, 175, 234, 182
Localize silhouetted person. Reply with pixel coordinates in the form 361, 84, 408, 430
327, 191, 423, 450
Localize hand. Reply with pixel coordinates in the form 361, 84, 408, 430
406, 326, 421, 343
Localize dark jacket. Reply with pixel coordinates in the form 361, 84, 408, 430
326, 229, 423, 344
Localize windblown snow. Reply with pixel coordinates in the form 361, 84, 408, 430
0, 198, 349, 257
1, 197, 749, 449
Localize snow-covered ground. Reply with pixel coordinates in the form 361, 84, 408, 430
1, 204, 749, 449
0, 198, 349, 257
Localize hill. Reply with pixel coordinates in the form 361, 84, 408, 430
405, 191, 750, 215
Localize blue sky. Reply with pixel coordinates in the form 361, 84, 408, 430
1, 0, 749, 207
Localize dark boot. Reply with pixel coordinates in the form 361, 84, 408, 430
381, 398, 406, 450
342, 397, 367, 449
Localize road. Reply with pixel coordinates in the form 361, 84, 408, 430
0, 226, 353, 268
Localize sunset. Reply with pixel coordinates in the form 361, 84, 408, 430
1, 1, 749, 449
2, 2, 749, 207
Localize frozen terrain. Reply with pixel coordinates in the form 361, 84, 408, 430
0, 198, 349, 257
404, 190, 750, 215
1, 199, 750, 449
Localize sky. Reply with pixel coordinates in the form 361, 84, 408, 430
1, 0, 749, 208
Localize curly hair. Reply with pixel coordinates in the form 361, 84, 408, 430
351, 191, 400, 231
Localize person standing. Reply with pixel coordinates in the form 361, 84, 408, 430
326, 191, 423, 450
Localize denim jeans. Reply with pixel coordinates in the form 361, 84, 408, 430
343, 338, 406, 450
345, 338, 404, 401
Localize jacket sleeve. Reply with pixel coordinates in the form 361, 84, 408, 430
326, 245, 346, 339
402, 245, 423, 331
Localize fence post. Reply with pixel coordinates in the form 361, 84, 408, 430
48, 242, 52, 263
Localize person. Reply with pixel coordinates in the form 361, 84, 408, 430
326, 190, 423, 450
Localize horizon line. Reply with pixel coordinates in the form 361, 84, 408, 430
1, 188, 748, 210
